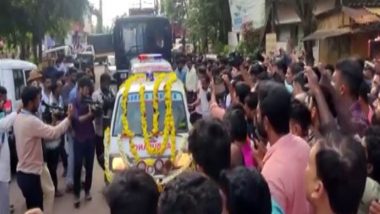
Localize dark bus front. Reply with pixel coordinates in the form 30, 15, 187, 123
113, 16, 172, 73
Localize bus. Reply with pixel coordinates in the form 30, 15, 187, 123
113, 16, 172, 84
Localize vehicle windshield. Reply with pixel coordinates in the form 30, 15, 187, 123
113, 91, 188, 136
122, 22, 145, 55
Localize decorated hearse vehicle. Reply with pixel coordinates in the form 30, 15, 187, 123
104, 54, 192, 188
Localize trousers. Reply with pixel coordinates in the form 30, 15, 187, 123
95, 134, 105, 170
73, 138, 95, 197
41, 164, 54, 214
65, 133, 74, 185
45, 147, 60, 191
0, 181, 9, 214
17, 172, 43, 210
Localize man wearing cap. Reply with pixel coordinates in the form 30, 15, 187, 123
27, 70, 43, 88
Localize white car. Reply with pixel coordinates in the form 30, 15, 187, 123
105, 55, 116, 77
105, 54, 192, 186
0, 59, 37, 111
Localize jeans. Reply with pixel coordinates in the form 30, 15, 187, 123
73, 138, 95, 197
65, 133, 74, 186
45, 147, 60, 191
0, 181, 9, 214
17, 172, 43, 210
95, 135, 105, 170
59, 136, 68, 170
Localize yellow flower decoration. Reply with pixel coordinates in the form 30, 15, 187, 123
152, 73, 167, 135
103, 127, 113, 182
120, 73, 144, 161
140, 72, 177, 160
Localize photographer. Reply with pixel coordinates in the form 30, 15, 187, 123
71, 77, 96, 208
92, 73, 115, 170
43, 79, 65, 197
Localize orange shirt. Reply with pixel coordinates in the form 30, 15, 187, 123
262, 134, 311, 214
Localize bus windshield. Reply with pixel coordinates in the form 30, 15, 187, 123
113, 91, 188, 136
122, 23, 145, 55
114, 17, 172, 70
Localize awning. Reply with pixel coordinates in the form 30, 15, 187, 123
314, 0, 336, 16
366, 7, 380, 16
303, 28, 352, 41
275, 3, 301, 25
342, 6, 380, 24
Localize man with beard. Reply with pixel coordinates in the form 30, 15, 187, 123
254, 81, 311, 214
14, 86, 73, 211
71, 77, 96, 208
92, 73, 115, 170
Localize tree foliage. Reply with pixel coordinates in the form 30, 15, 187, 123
0, 0, 88, 61
162, 0, 231, 53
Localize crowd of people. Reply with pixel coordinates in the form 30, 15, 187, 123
105, 52, 380, 214
0, 62, 114, 214
1, 49, 380, 214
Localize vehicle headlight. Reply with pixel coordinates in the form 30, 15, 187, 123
111, 157, 127, 171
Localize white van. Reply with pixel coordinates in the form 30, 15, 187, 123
106, 54, 192, 186
0, 59, 37, 111
43, 45, 73, 59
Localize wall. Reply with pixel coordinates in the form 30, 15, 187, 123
316, 11, 351, 63
350, 32, 377, 59
319, 35, 351, 64
317, 11, 351, 30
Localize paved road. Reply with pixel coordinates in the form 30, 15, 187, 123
10, 65, 110, 214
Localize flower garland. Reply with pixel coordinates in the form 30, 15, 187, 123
139, 84, 151, 156
120, 72, 178, 163
162, 73, 177, 161
103, 127, 113, 182
120, 74, 144, 161
140, 72, 177, 160
152, 73, 167, 135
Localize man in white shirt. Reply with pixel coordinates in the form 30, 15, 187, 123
185, 61, 198, 93
0, 90, 17, 214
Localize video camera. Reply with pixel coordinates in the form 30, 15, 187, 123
41, 101, 66, 124
82, 97, 103, 117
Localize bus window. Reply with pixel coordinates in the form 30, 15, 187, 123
122, 23, 145, 54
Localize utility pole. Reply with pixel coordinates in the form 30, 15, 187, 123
98, 0, 103, 33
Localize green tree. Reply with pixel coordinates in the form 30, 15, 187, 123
162, 0, 231, 53
0, 0, 88, 62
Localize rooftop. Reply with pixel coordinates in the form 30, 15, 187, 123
343, 0, 380, 7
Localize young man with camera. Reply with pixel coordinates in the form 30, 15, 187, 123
43, 79, 65, 197
70, 76, 96, 208
92, 73, 114, 170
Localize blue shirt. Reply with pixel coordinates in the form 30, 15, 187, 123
175, 66, 188, 84
69, 85, 78, 103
